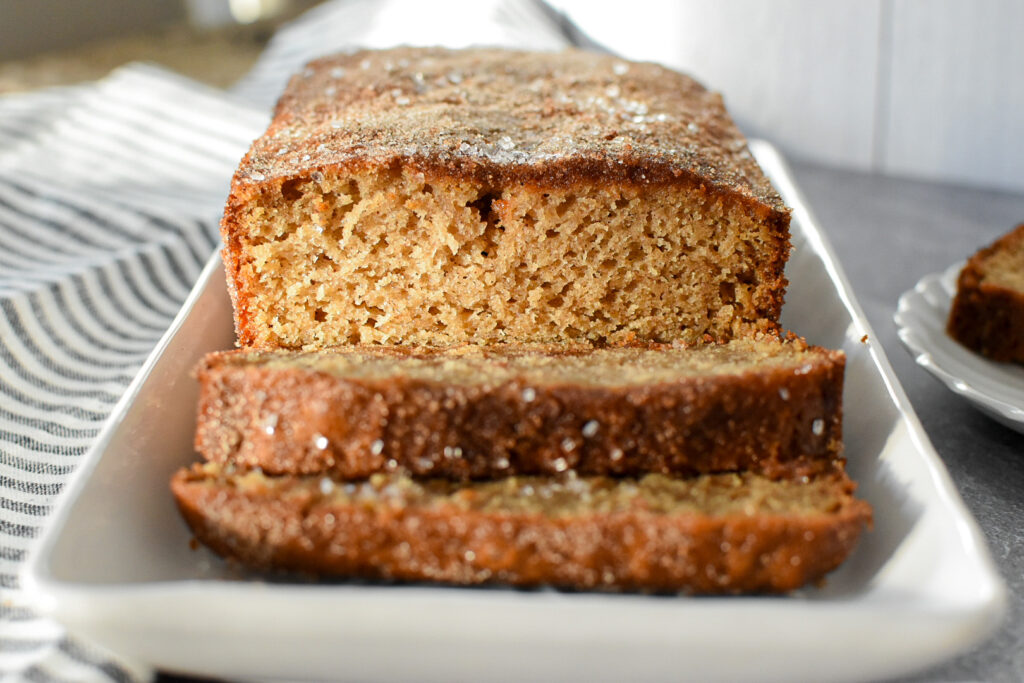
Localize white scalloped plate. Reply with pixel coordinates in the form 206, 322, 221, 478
23, 142, 1006, 683
895, 263, 1024, 433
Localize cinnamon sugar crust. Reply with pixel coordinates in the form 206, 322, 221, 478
239, 47, 786, 211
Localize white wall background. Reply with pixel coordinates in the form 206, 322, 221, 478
550, 0, 1024, 193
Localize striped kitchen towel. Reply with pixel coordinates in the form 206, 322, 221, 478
0, 65, 266, 682
0, 1, 587, 680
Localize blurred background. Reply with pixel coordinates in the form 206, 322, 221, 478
1, 0, 1022, 192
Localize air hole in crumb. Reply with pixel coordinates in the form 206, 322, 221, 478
545, 229, 559, 239
469, 192, 498, 222
469, 191, 503, 257
330, 180, 361, 223
737, 269, 757, 285
314, 308, 327, 322
281, 179, 304, 201
719, 281, 736, 303
422, 183, 434, 195
555, 197, 577, 217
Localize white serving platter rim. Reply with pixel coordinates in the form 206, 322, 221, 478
895, 263, 1024, 433
22, 141, 1006, 683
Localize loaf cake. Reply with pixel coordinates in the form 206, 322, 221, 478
173, 47, 871, 595
947, 223, 1024, 362
221, 47, 791, 349
172, 462, 870, 594
194, 337, 845, 481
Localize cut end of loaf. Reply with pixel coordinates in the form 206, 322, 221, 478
224, 166, 788, 349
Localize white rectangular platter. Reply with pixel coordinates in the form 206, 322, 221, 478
23, 141, 1006, 683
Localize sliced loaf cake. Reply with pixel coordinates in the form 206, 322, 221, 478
173, 463, 869, 594
194, 337, 845, 481
174, 47, 870, 595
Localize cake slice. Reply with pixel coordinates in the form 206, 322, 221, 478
172, 463, 871, 594
194, 337, 845, 481
221, 47, 790, 349
947, 223, 1024, 362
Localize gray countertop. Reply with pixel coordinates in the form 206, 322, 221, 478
788, 160, 1024, 683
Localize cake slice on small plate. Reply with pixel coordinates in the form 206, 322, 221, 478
947, 223, 1024, 363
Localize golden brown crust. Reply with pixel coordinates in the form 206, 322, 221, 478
233, 47, 787, 214
171, 464, 871, 594
947, 223, 1024, 362
194, 342, 845, 480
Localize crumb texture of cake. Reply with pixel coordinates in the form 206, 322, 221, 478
194, 338, 845, 480
171, 463, 871, 594
221, 47, 790, 349
947, 223, 1024, 362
